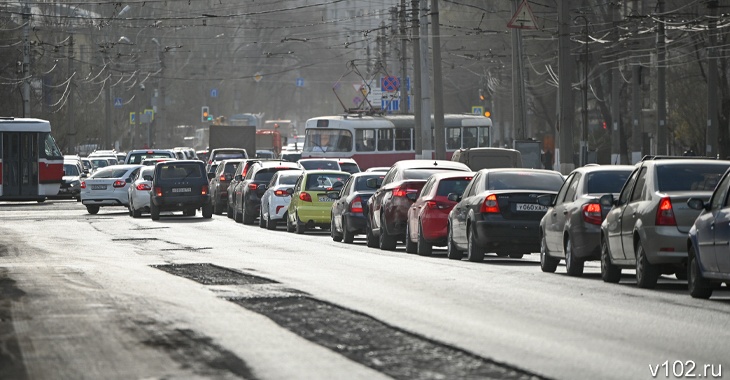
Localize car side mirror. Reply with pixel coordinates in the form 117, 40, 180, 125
366, 178, 381, 189
447, 193, 461, 202
327, 192, 340, 199
235, 174, 242, 181
687, 198, 709, 211
286, 188, 295, 195
537, 194, 555, 207
406, 192, 418, 202
207, 172, 215, 180
599, 194, 615, 207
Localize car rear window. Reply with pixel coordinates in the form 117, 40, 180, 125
214, 153, 247, 160
403, 168, 466, 180
355, 174, 384, 191
91, 168, 130, 178
486, 172, 564, 191
306, 173, 349, 191
657, 164, 729, 192
436, 177, 473, 196
91, 159, 109, 168
224, 162, 240, 174
339, 162, 360, 174
586, 171, 632, 194
128, 152, 174, 164
278, 174, 301, 185
300, 160, 339, 170
159, 164, 203, 179
63, 164, 80, 176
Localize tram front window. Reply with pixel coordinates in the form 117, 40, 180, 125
304, 129, 353, 153
41, 133, 63, 159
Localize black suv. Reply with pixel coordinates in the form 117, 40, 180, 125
233, 161, 300, 224
209, 159, 245, 215
150, 160, 213, 220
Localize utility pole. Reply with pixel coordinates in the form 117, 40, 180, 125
631, 2, 642, 163
656, 0, 667, 155
575, 15, 589, 166
419, 0, 433, 158
22, 1, 31, 117
68, 33, 75, 153
431, 0, 445, 160
707, 0, 718, 158
399, 0, 408, 115
511, 0, 528, 143
611, 2, 622, 163
557, 0, 575, 173
411, 0, 423, 154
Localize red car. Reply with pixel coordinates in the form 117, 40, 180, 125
405, 173, 474, 255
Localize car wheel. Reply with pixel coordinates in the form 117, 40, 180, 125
331, 217, 343, 242
466, 225, 484, 262
132, 205, 142, 218
214, 200, 224, 215
76, 196, 81, 202
86, 205, 100, 215
227, 203, 234, 219
266, 211, 277, 230
600, 237, 621, 283
295, 212, 306, 234
446, 223, 462, 260
342, 218, 354, 244
234, 203, 243, 223
202, 203, 213, 219
286, 212, 295, 233
128, 200, 134, 216
242, 205, 256, 225
150, 202, 160, 221
688, 247, 713, 299
564, 236, 584, 277
378, 215, 397, 251
635, 241, 659, 289
259, 209, 266, 228
366, 220, 379, 248
416, 223, 432, 257
404, 222, 417, 254
540, 235, 559, 273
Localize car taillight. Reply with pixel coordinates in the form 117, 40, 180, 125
582, 203, 602, 225
201, 185, 208, 195
350, 196, 363, 213
300, 192, 312, 202
249, 183, 258, 190
392, 186, 419, 197
480, 194, 500, 213
136, 183, 151, 191
113, 180, 126, 188
155, 187, 163, 197
80, 181, 86, 189
656, 197, 677, 226
274, 189, 287, 196
427, 200, 452, 210
220, 174, 226, 181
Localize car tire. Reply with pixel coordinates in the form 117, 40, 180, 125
378, 215, 397, 251
446, 223, 462, 260
675, 267, 688, 280
564, 236, 584, 277
227, 203, 234, 219
128, 201, 134, 217
540, 235, 559, 273
295, 212, 306, 234
132, 205, 142, 218
86, 205, 100, 215
416, 223, 432, 257
76, 196, 81, 202
342, 218, 354, 244
259, 209, 266, 228
366, 220, 379, 248
404, 222, 417, 254
635, 241, 659, 289
688, 247, 713, 299
266, 211, 277, 230
466, 225, 484, 262
242, 207, 256, 225
214, 200, 224, 215
184, 208, 196, 217
331, 217, 343, 242
150, 203, 160, 221
600, 237, 621, 283
234, 203, 243, 223
202, 203, 213, 219
286, 212, 295, 233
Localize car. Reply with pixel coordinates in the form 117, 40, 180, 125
256, 150, 276, 159
127, 166, 155, 217
208, 148, 248, 167
55, 160, 86, 201
335, 158, 361, 174
80, 164, 143, 214
124, 149, 176, 164
173, 147, 197, 160
260, 169, 303, 230
227, 159, 261, 219
446, 168, 564, 262
451, 147, 522, 170
404, 172, 474, 255
149, 160, 213, 220
141, 157, 176, 166
88, 150, 120, 167
329, 172, 387, 243
80, 157, 93, 174
89, 157, 112, 173
686, 168, 730, 298
600, 157, 730, 288
115, 152, 127, 164
538, 165, 634, 276
196, 150, 210, 163
366, 159, 472, 251
286, 170, 351, 234
281, 151, 302, 163
232, 161, 301, 225
209, 159, 246, 215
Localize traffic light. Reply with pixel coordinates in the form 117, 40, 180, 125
201, 106, 210, 123
484, 110, 491, 118
479, 89, 485, 101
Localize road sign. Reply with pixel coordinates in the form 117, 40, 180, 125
381, 76, 400, 92
144, 108, 155, 122
210, 88, 218, 98
296, 78, 304, 87
130, 112, 136, 125
507, 0, 539, 30
114, 97, 123, 108
472, 106, 484, 115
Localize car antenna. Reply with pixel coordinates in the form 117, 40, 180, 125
433, 160, 438, 166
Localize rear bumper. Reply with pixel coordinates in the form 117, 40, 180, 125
474, 219, 541, 253
571, 224, 602, 260
152, 195, 210, 211
641, 226, 688, 264
344, 213, 368, 233
297, 205, 331, 224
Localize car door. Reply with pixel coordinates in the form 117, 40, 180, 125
333, 176, 354, 231
620, 167, 647, 261
410, 178, 435, 241
289, 175, 304, 218
452, 172, 481, 246
545, 173, 576, 255
711, 173, 730, 274
371, 168, 396, 232
604, 168, 640, 261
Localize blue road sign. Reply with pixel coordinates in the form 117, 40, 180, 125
114, 97, 123, 108
210, 88, 218, 98
296, 78, 304, 87
381, 76, 400, 92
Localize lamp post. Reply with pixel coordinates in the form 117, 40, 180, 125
574, 15, 589, 166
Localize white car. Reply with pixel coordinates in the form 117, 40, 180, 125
81, 165, 143, 214
127, 166, 155, 218
260, 169, 302, 229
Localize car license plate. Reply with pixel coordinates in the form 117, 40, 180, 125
91, 184, 107, 190
318, 196, 334, 202
172, 188, 192, 193
515, 203, 546, 212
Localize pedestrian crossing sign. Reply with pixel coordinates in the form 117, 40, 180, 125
130, 112, 136, 125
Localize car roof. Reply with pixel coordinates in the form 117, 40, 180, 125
427, 172, 476, 180
392, 159, 469, 170
572, 164, 634, 173
476, 168, 563, 176
301, 169, 350, 176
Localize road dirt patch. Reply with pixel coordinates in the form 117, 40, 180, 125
154, 263, 278, 285
0, 268, 28, 380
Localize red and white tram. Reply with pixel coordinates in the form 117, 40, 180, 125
0, 117, 64, 201
301, 114, 492, 169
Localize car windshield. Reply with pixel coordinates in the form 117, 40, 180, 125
159, 164, 203, 179
63, 164, 79, 176
299, 160, 339, 170
436, 177, 473, 196
213, 151, 247, 160
657, 164, 729, 192
339, 162, 360, 174
403, 168, 466, 180
486, 172, 564, 191
586, 171, 632, 194
305, 173, 350, 191
91, 168, 130, 179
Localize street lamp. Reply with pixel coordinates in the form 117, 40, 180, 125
574, 15, 590, 166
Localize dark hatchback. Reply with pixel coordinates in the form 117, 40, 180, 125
150, 160, 212, 220
330, 172, 386, 243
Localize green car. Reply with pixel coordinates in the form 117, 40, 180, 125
286, 170, 350, 234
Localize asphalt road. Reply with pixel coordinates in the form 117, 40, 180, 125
0, 200, 728, 380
